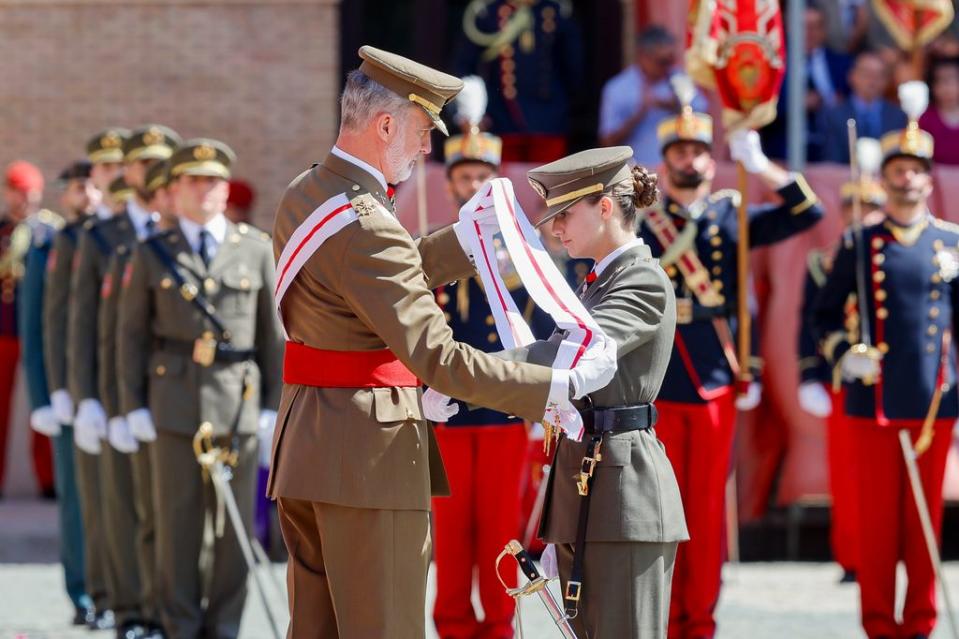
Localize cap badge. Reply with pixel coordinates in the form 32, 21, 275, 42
193, 145, 217, 161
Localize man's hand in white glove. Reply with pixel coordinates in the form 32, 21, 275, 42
50, 389, 74, 425
728, 129, 771, 174
127, 408, 158, 443
75, 399, 107, 441
541, 543, 559, 579
422, 388, 460, 423
734, 381, 762, 411
257, 409, 278, 467
841, 345, 881, 382
937, 249, 959, 283
453, 188, 500, 259
568, 338, 618, 399
108, 417, 139, 454
798, 382, 832, 417
30, 406, 61, 437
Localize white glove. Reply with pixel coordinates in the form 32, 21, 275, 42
50, 389, 74, 425
258, 409, 278, 467
841, 347, 881, 382
73, 410, 102, 455
541, 543, 559, 579
422, 388, 460, 423
107, 417, 139, 454
728, 129, 771, 174
798, 381, 832, 417
127, 408, 157, 442
735, 381, 762, 411
937, 249, 959, 283
568, 338, 618, 399
75, 399, 107, 440
30, 406, 61, 437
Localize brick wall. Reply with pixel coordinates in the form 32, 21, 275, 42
0, 0, 341, 230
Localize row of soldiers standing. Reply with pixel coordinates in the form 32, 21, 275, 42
22, 126, 283, 639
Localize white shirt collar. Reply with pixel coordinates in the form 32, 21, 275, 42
95, 203, 112, 220
126, 197, 159, 239
593, 238, 645, 278
330, 146, 389, 193
179, 213, 228, 253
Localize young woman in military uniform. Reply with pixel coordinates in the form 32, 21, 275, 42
500, 147, 688, 638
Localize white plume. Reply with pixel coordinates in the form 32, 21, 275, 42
455, 76, 488, 128
670, 72, 696, 109
898, 81, 929, 120
856, 138, 882, 176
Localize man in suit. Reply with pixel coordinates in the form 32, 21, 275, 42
820, 52, 907, 163
269, 45, 615, 638
118, 139, 284, 638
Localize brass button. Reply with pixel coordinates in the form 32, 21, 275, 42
156, 365, 167, 376
927, 343, 937, 353
437, 292, 450, 305
934, 239, 944, 251
666, 265, 677, 277
669, 203, 679, 213
930, 307, 940, 318
929, 325, 939, 335
931, 290, 941, 300
160, 277, 173, 290
487, 332, 498, 343
713, 280, 723, 291
873, 272, 885, 283
240, 278, 250, 290
485, 315, 495, 326
711, 251, 723, 261
876, 307, 888, 319
875, 289, 887, 302
352, 184, 360, 191
712, 266, 722, 276
708, 225, 720, 236
204, 278, 217, 294
710, 236, 722, 247
873, 254, 885, 265
872, 237, 884, 249
932, 273, 942, 283
877, 342, 889, 354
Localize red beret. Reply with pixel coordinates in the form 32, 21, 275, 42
6, 161, 44, 194
227, 179, 255, 211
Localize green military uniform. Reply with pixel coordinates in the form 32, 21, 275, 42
117, 139, 284, 639
503, 147, 688, 639
99, 125, 181, 635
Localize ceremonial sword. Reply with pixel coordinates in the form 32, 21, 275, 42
496, 540, 578, 639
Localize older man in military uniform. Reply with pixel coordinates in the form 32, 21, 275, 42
118, 139, 283, 639
270, 46, 614, 638
640, 105, 823, 638
814, 108, 957, 639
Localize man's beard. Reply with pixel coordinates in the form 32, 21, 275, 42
386, 135, 416, 184
670, 168, 706, 189
887, 184, 925, 205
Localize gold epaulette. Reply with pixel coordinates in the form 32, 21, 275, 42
37, 209, 65, 230
932, 217, 959, 238
710, 189, 741, 208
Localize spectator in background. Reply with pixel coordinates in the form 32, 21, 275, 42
760, 4, 852, 161
920, 56, 959, 165
225, 178, 255, 226
455, 0, 584, 163
598, 26, 707, 166
819, 0, 870, 53
819, 51, 906, 163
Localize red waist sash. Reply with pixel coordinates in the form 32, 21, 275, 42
283, 342, 419, 388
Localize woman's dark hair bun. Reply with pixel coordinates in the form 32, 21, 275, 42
631, 165, 659, 209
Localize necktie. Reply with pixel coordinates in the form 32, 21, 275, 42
198, 229, 211, 268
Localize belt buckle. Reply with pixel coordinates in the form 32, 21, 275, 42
576, 439, 604, 496
193, 331, 217, 367
564, 580, 582, 602
676, 298, 693, 324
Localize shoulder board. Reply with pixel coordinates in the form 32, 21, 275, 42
236, 222, 271, 241
349, 193, 382, 218
932, 218, 959, 236
709, 189, 741, 207
807, 249, 828, 287
37, 209, 65, 230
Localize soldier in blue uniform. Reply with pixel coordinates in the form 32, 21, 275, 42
430, 112, 554, 639
454, 0, 584, 162
638, 102, 823, 638
813, 100, 957, 639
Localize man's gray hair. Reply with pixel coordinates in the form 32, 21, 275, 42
339, 70, 412, 132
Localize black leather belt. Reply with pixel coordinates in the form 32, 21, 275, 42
155, 337, 255, 364
580, 402, 657, 434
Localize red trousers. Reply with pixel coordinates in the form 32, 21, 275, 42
499, 134, 567, 164
0, 337, 53, 493
826, 387, 858, 573
656, 394, 737, 639
849, 418, 953, 639
432, 424, 528, 639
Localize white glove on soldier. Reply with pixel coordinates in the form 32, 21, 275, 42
937, 249, 959, 283
73, 400, 104, 455
728, 129, 771, 174
127, 408, 157, 443
568, 338, 618, 399
541, 543, 559, 579
258, 409, 278, 467
30, 406, 61, 437
798, 382, 832, 417
108, 417, 139, 454
841, 348, 881, 382
735, 382, 762, 412
422, 388, 460, 423
50, 389, 74, 425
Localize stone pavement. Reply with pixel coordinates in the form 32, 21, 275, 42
2, 499, 959, 638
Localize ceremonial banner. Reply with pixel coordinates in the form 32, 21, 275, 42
873, 0, 954, 51
685, 0, 719, 89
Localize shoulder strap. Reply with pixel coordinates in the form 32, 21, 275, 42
144, 235, 232, 342
645, 207, 724, 307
